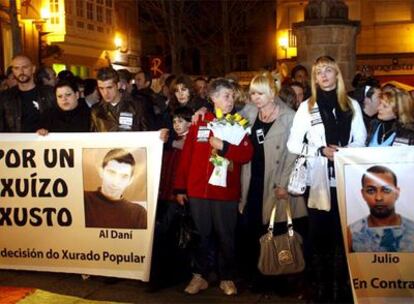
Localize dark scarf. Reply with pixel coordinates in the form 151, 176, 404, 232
377, 119, 397, 143
316, 88, 353, 147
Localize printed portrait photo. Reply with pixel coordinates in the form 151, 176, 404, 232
82, 148, 148, 229
345, 163, 414, 253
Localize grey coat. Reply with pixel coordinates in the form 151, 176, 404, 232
239, 99, 307, 225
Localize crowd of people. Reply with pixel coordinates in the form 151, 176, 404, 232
1, 54, 414, 303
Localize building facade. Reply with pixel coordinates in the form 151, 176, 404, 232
277, 0, 414, 85
0, 0, 140, 77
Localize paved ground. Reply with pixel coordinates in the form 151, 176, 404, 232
0, 269, 306, 303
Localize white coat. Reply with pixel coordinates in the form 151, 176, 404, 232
287, 97, 367, 211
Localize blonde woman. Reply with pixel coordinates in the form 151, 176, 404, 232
367, 87, 414, 146
239, 72, 307, 293
287, 56, 366, 303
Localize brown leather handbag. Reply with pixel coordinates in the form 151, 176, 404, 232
258, 200, 305, 275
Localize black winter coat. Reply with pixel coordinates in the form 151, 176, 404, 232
40, 99, 90, 132
90, 94, 154, 132
0, 85, 56, 132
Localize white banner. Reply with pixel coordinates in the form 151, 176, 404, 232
0, 132, 163, 281
335, 147, 414, 304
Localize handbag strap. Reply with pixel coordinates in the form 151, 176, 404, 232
299, 143, 308, 156
267, 198, 294, 236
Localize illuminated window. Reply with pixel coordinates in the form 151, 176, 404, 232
70, 65, 89, 78
76, 0, 84, 17
52, 64, 66, 74
49, 0, 60, 25
86, 1, 94, 20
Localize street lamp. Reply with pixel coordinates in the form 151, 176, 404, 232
114, 36, 123, 50
33, 8, 51, 66
279, 36, 289, 59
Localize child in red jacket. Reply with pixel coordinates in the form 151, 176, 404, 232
174, 78, 253, 296
159, 107, 193, 202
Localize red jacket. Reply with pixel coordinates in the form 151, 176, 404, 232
174, 112, 253, 201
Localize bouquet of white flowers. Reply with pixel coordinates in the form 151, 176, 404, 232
207, 109, 250, 187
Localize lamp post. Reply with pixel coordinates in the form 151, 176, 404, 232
279, 36, 289, 59
33, 8, 51, 66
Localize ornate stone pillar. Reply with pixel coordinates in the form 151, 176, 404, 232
293, 0, 360, 89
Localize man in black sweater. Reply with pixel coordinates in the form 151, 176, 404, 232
0, 54, 55, 132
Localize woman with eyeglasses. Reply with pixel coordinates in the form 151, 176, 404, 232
287, 56, 366, 303
366, 86, 414, 146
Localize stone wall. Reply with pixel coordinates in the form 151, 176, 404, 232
294, 24, 359, 90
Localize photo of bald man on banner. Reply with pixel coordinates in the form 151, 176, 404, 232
347, 165, 414, 253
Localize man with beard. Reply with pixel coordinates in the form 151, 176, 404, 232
348, 165, 414, 252
0, 55, 55, 132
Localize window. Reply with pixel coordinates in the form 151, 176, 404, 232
288, 29, 296, 48
105, 0, 113, 8
52, 64, 66, 74
67, 18, 73, 26
106, 8, 112, 25
86, 1, 94, 20
87, 24, 94, 31
97, 26, 104, 32
50, 0, 60, 24
65, 0, 73, 15
77, 21, 84, 28
70, 65, 89, 78
96, 5, 103, 22
97, 0, 104, 4
76, 0, 83, 17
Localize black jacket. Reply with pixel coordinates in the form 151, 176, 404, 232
90, 93, 154, 132
0, 85, 56, 132
40, 99, 91, 132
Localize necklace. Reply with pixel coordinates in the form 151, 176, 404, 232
381, 123, 395, 143
259, 104, 278, 122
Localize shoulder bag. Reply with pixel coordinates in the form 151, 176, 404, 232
287, 143, 308, 195
258, 199, 305, 275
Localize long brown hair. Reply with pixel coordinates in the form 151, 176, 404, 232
308, 56, 353, 113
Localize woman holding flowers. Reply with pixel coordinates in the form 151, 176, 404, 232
238, 72, 308, 293
174, 78, 253, 296
287, 56, 366, 303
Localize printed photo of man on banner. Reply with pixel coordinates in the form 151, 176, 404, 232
0, 132, 163, 282
335, 146, 414, 304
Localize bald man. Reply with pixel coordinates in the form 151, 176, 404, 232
0, 55, 55, 132
349, 165, 414, 252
